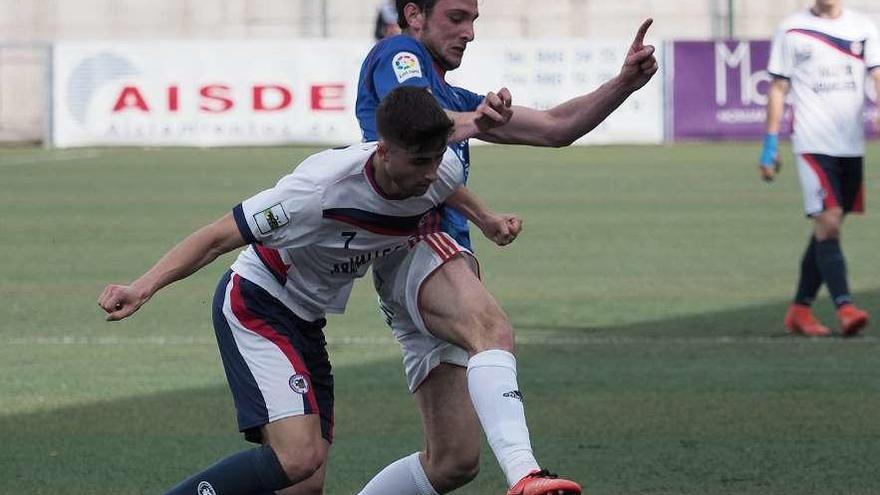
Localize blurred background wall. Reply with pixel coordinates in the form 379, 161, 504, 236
3, 0, 879, 41
2, 0, 879, 143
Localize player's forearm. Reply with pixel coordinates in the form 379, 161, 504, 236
545, 75, 634, 145
447, 110, 480, 142
131, 214, 244, 298
482, 76, 632, 147
445, 186, 493, 229
765, 79, 789, 134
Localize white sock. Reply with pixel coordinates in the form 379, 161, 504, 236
467, 349, 539, 487
357, 452, 439, 495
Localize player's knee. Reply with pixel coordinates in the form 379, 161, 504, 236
815, 220, 842, 240
429, 450, 480, 491
475, 305, 514, 352
815, 210, 844, 240
452, 304, 513, 353
274, 443, 324, 484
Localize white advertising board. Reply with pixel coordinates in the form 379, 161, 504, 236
52, 40, 372, 147
52, 39, 663, 147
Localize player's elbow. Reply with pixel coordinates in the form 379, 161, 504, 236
542, 127, 577, 147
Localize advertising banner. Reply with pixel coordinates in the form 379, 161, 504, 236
669, 40, 878, 140
52, 39, 664, 148
448, 39, 664, 144
52, 40, 372, 147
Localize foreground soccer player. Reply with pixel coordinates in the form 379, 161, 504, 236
97, 87, 500, 495
760, 0, 879, 337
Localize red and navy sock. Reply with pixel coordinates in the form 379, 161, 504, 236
814, 238, 851, 308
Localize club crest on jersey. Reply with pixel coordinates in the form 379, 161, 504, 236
197, 482, 216, 495
254, 203, 290, 234
289, 374, 310, 394
392, 52, 422, 83
850, 41, 864, 57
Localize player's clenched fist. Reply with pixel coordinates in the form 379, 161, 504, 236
480, 213, 523, 247
98, 283, 149, 321
474, 87, 513, 132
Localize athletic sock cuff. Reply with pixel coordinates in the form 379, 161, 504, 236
467, 349, 516, 371
406, 452, 440, 495
252, 445, 294, 491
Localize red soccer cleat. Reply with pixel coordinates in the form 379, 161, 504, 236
837, 304, 869, 337
784, 304, 830, 337
506, 469, 581, 495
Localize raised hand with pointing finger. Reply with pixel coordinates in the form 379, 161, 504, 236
619, 18, 659, 92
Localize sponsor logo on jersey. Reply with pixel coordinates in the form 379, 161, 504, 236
197, 481, 217, 495
794, 46, 813, 64
392, 52, 422, 83
503, 390, 524, 403
330, 245, 404, 275
255, 203, 290, 234
289, 374, 310, 394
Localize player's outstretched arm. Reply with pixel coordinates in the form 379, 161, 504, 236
477, 19, 658, 147
98, 212, 246, 321
759, 78, 789, 182
445, 186, 522, 247
448, 88, 513, 142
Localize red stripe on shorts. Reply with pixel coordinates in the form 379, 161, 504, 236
802, 154, 840, 210
229, 274, 319, 414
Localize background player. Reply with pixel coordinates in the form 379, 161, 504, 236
760, 0, 880, 337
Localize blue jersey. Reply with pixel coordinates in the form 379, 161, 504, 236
356, 34, 483, 249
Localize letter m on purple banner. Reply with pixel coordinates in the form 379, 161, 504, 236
669, 40, 776, 140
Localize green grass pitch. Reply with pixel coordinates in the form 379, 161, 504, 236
1, 142, 878, 495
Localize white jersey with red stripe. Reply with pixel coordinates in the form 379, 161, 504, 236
230, 142, 465, 321
767, 8, 880, 156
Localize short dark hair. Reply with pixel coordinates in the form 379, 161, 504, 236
376, 86, 453, 153
396, 0, 438, 29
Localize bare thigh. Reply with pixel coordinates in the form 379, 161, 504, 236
418, 255, 513, 353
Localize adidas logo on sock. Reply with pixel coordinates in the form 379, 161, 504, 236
503, 390, 524, 402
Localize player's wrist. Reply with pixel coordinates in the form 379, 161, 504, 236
759, 133, 778, 167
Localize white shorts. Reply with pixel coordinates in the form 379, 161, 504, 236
213, 270, 334, 443
372, 232, 477, 392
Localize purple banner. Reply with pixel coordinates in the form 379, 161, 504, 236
670, 40, 878, 141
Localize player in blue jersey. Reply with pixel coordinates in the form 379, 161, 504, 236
354, 2, 659, 495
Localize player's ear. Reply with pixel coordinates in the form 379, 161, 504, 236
404, 3, 425, 31
376, 140, 389, 161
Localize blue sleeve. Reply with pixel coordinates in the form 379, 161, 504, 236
371, 36, 433, 99
454, 87, 484, 111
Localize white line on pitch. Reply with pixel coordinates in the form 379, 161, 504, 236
0, 150, 104, 167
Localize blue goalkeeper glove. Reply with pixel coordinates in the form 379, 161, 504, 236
758, 133, 781, 182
